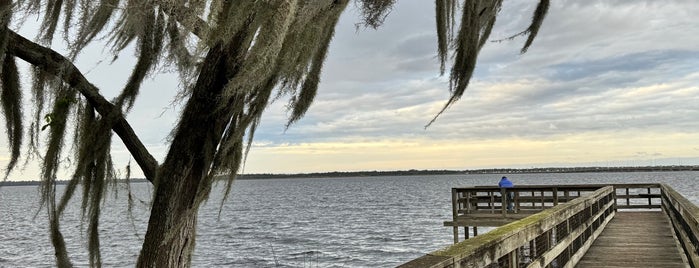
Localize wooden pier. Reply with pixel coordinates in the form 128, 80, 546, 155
577, 211, 685, 267
400, 183, 699, 268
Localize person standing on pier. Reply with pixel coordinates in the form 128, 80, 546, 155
499, 176, 515, 212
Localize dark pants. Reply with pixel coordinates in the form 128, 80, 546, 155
506, 192, 514, 211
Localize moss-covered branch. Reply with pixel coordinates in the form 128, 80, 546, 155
5, 30, 158, 182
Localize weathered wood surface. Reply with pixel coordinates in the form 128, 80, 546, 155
400, 187, 616, 268
576, 211, 687, 268
445, 211, 538, 227
448, 184, 662, 229
662, 184, 699, 266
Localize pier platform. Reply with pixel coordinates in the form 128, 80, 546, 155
400, 183, 698, 268
577, 211, 686, 268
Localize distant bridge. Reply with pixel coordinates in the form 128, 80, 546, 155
400, 184, 697, 268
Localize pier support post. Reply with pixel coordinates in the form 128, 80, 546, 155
452, 188, 459, 244
453, 226, 459, 244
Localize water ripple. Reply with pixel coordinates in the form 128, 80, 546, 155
1, 172, 698, 267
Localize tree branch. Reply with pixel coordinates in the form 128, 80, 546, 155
6, 30, 158, 182
158, 1, 210, 41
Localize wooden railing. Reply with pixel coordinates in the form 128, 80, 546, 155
614, 183, 662, 210
445, 184, 662, 243
400, 186, 616, 268
452, 185, 598, 215
661, 184, 699, 267
453, 184, 662, 216
402, 183, 699, 267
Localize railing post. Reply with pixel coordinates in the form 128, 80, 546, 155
490, 191, 495, 214
508, 250, 518, 268
611, 185, 617, 211
501, 188, 507, 215
466, 191, 472, 214
546, 230, 552, 256
452, 188, 459, 244
625, 187, 630, 207
566, 218, 572, 260
659, 186, 664, 209
553, 187, 559, 206
540, 190, 545, 208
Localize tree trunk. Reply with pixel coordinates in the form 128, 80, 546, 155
136, 32, 249, 267
136, 191, 199, 267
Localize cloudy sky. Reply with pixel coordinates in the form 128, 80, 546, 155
3, 0, 699, 179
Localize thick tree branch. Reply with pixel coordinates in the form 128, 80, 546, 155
6, 30, 158, 182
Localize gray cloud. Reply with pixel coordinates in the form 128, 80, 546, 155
131, 0, 699, 171
545, 50, 699, 82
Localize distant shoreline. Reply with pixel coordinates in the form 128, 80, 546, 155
236, 165, 699, 180
2, 165, 698, 186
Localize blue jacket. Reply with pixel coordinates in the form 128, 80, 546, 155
499, 177, 514, 188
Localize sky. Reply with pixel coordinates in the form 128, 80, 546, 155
3, 0, 699, 180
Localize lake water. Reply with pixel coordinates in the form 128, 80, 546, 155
1, 171, 699, 267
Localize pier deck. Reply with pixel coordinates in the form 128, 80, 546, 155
577, 211, 686, 268
401, 183, 699, 268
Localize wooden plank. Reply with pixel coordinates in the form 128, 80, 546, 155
526, 203, 615, 268
576, 261, 686, 268
445, 211, 543, 226
661, 184, 699, 267
615, 204, 661, 209
576, 212, 688, 268
444, 216, 532, 227
461, 196, 577, 202
398, 254, 452, 268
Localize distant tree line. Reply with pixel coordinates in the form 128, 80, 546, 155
468, 165, 699, 174
4, 165, 697, 186
226, 165, 699, 179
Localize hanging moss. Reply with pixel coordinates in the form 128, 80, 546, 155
2, 1, 549, 266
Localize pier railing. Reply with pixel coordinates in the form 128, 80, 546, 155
661, 184, 699, 267
402, 183, 699, 267
400, 186, 616, 268
445, 184, 662, 243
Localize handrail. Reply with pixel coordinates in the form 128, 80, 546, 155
446, 184, 661, 243
400, 186, 616, 268
660, 183, 699, 267
452, 184, 662, 214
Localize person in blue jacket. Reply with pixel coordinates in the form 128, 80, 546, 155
498, 176, 515, 212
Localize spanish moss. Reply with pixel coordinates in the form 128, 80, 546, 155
0, 1, 549, 266
0, 55, 22, 177
428, 0, 545, 126
357, 0, 396, 29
